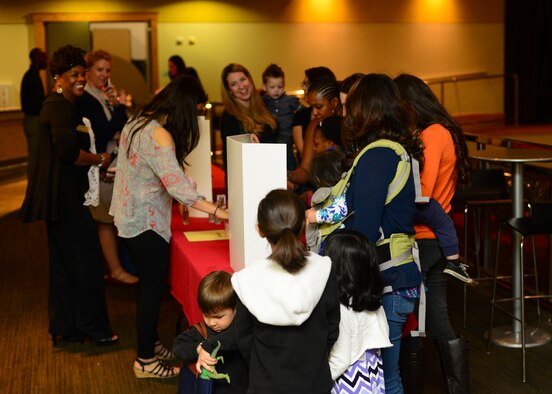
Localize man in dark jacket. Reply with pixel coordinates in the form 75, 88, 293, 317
20, 47, 48, 171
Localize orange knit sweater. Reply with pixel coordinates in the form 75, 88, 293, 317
415, 124, 457, 240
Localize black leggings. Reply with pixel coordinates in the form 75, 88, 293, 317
417, 238, 456, 341
124, 231, 170, 359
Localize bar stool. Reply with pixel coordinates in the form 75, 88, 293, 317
453, 168, 512, 327
488, 202, 552, 382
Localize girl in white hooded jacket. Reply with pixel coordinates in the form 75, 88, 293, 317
322, 230, 391, 393
231, 189, 340, 394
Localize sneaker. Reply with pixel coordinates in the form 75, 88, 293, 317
443, 260, 476, 285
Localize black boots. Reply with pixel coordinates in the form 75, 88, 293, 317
437, 337, 470, 394
399, 345, 425, 394
400, 336, 470, 394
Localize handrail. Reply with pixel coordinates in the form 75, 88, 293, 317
425, 72, 519, 126
424, 72, 489, 85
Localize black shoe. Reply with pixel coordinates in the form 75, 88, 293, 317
92, 334, 119, 346
443, 261, 476, 285
51, 334, 85, 346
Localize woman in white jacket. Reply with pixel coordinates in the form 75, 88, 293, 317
322, 230, 391, 393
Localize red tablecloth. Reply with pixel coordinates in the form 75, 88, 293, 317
211, 163, 226, 199
168, 204, 231, 325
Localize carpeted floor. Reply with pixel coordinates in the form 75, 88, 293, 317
0, 209, 184, 393
2, 206, 552, 393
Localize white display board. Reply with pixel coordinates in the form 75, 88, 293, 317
184, 116, 213, 218
227, 134, 287, 271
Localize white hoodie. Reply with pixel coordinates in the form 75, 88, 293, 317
231, 252, 332, 326
329, 305, 391, 380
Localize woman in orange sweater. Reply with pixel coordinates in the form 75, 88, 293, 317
395, 74, 471, 394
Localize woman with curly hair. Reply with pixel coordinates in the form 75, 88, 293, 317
20, 45, 118, 346
220, 63, 278, 177
341, 73, 425, 394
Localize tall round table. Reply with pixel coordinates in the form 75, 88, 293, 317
469, 143, 552, 348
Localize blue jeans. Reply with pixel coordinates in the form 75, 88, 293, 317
381, 292, 416, 394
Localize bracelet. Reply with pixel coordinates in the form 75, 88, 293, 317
97, 153, 106, 168
213, 205, 219, 217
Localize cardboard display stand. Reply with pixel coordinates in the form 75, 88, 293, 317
184, 116, 213, 218
227, 134, 287, 271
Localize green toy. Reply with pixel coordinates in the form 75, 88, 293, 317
199, 341, 230, 384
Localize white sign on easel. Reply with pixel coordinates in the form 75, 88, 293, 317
184, 116, 213, 218
227, 134, 287, 271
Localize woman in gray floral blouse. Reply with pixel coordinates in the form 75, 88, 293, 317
111, 75, 228, 379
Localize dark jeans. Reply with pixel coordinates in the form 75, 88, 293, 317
402, 238, 457, 354
417, 238, 456, 341
124, 230, 170, 359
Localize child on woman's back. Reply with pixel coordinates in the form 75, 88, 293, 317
231, 189, 340, 394
173, 270, 247, 394
322, 230, 391, 393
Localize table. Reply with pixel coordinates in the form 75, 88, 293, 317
168, 204, 231, 325
469, 142, 552, 348
464, 125, 552, 150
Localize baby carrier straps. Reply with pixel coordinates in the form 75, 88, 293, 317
308, 139, 427, 253
312, 138, 427, 337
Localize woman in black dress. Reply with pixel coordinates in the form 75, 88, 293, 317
20, 45, 117, 346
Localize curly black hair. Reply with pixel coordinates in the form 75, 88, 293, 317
49, 45, 87, 77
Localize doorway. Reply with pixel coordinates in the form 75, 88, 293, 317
29, 12, 158, 99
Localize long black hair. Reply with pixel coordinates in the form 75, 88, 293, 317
322, 230, 383, 312
169, 55, 186, 79
126, 75, 205, 166
394, 73, 470, 184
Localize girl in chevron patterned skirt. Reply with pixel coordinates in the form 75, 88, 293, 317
322, 231, 392, 393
